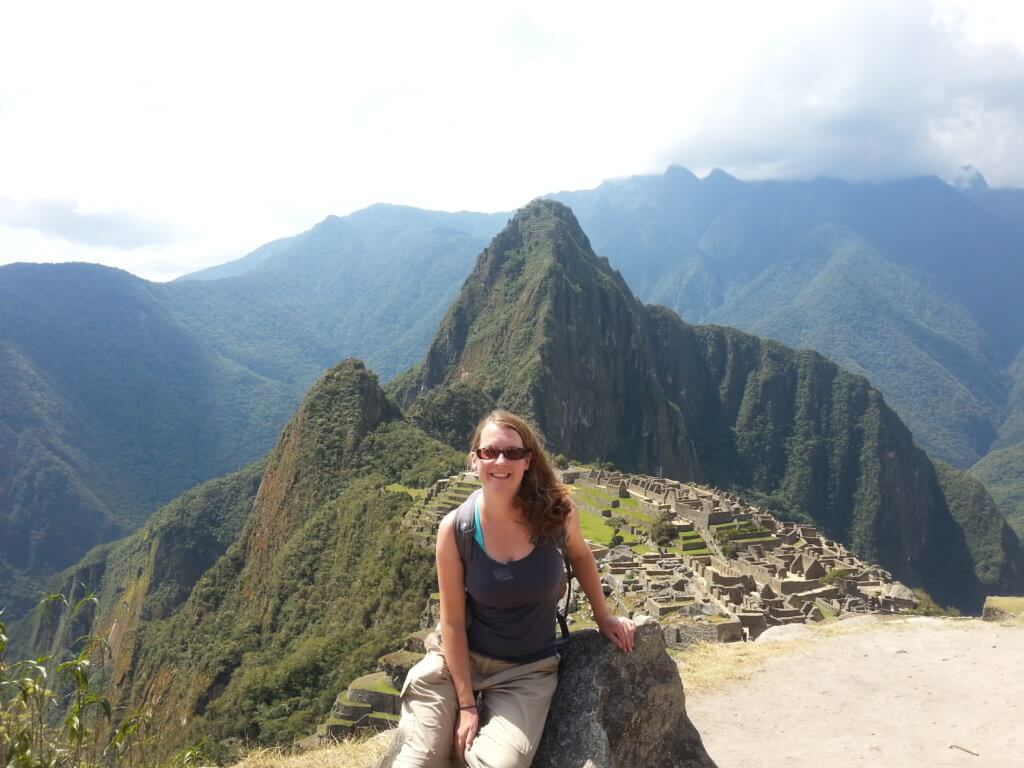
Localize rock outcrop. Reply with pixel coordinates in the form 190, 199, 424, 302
378, 617, 716, 768
533, 617, 715, 768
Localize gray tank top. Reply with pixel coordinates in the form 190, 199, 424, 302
459, 491, 563, 663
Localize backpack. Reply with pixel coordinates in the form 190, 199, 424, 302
453, 490, 574, 641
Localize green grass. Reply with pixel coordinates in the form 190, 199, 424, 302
576, 506, 644, 548
727, 535, 775, 545
571, 486, 653, 525
385, 483, 426, 499
668, 546, 712, 557
350, 673, 400, 695
335, 696, 371, 710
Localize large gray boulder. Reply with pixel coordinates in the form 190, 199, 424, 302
533, 617, 716, 768
378, 617, 716, 767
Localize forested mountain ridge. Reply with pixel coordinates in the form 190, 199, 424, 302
0, 208, 499, 617
395, 200, 1024, 611
181, 169, 1023, 500
550, 168, 1024, 532
390, 202, 701, 478
0, 263, 296, 615
15, 359, 464, 750
166, 204, 504, 382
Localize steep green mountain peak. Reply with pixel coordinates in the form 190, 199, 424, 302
240, 359, 402, 589
394, 200, 699, 476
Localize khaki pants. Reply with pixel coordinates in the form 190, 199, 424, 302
392, 634, 559, 768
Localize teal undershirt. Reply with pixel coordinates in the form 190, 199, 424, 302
473, 495, 487, 554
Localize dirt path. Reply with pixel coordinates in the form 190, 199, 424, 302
682, 617, 1024, 768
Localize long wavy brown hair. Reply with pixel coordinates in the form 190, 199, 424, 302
468, 410, 572, 540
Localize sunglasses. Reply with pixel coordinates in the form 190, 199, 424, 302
474, 446, 532, 461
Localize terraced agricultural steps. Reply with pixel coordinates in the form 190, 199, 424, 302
301, 473, 481, 748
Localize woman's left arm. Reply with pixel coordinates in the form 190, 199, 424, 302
563, 503, 636, 652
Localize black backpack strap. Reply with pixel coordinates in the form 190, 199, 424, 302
452, 490, 481, 634
453, 491, 479, 571
553, 525, 572, 641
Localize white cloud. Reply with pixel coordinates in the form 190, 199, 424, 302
0, 198, 179, 248
0, 0, 1021, 280
660, 0, 1024, 184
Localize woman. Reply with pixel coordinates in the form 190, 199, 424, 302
392, 410, 636, 768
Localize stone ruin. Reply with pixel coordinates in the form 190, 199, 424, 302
570, 468, 918, 647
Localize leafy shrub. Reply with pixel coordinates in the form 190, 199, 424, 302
0, 593, 208, 767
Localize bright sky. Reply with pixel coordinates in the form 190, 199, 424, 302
1, 0, 1022, 281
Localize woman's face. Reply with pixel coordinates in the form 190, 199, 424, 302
472, 422, 532, 496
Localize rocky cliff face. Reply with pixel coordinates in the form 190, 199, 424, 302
395, 200, 1024, 611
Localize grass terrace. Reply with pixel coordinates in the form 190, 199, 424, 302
385, 483, 427, 499
570, 485, 655, 524
575, 504, 646, 549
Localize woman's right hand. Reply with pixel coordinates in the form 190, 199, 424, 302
454, 706, 479, 762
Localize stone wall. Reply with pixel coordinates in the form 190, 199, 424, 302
661, 619, 719, 649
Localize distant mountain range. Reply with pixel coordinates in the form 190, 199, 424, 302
14, 201, 1022, 757
0, 209, 501, 613
185, 167, 1024, 531
2, 167, 1022, 614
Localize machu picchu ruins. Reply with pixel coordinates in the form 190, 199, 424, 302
304, 466, 920, 745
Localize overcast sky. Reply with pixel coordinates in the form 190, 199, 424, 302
2, 0, 1022, 281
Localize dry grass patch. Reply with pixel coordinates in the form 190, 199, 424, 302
671, 616, 925, 694
230, 732, 394, 768
986, 595, 1024, 615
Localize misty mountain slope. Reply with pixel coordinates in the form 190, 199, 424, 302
996, 349, 1024, 448
0, 339, 121, 614
165, 205, 505, 382
720, 228, 1006, 463
554, 167, 1024, 472
0, 262, 297, 615
971, 443, 1024, 537
396, 199, 1024, 611
0, 207, 499, 616
13, 460, 265, 663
